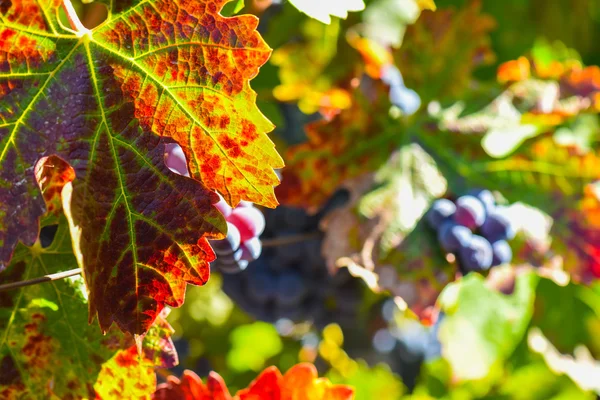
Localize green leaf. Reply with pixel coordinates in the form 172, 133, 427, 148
362, 0, 434, 48
0, 0, 284, 335
359, 142, 447, 255
226, 321, 283, 372
288, 0, 365, 24
0, 222, 163, 398
437, 271, 539, 381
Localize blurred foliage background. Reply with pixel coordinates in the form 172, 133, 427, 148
79, 0, 600, 397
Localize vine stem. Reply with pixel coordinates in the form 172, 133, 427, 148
62, 0, 91, 36
0, 268, 82, 293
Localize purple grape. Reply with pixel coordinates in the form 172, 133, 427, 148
390, 85, 421, 115
210, 222, 241, 256
491, 240, 512, 267
459, 235, 493, 272
468, 189, 496, 213
481, 209, 515, 243
437, 222, 472, 252
228, 207, 266, 242
218, 259, 249, 274
164, 143, 189, 177
454, 196, 486, 229
427, 199, 456, 229
277, 271, 309, 307
246, 268, 278, 304
241, 237, 262, 261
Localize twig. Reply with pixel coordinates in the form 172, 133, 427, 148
0, 268, 82, 293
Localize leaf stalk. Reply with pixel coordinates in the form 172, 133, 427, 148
62, 0, 91, 37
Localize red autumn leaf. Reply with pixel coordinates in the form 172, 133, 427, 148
153, 363, 355, 400
0, 0, 283, 334
277, 86, 394, 209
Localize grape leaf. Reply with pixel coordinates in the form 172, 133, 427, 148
437, 271, 539, 381
0, 0, 284, 334
277, 85, 397, 208
154, 363, 355, 400
0, 222, 171, 399
362, 0, 436, 48
550, 183, 600, 283
394, 1, 496, 102
287, 0, 365, 24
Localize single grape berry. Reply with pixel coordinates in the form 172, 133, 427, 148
459, 235, 493, 272
468, 189, 496, 213
491, 240, 512, 267
210, 222, 241, 256
277, 272, 309, 307
438, 222, 472, 252
241, 237, 262, 261
427, 199, 456, 229
390, 85, 422, 115
164, 144, 189, 177
480, 209, 515, 243
228, 207, 266, 242
454, 196, 486, 229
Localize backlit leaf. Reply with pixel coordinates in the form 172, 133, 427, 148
277, 85, 397, 208
287, 0, 365, 24
0, 221, 170, 399
395, 1, 496, 102
0, 0, 283, 334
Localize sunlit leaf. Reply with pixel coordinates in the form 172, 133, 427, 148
153, 363, 355, 399
0, 222, 169, 398
437, 272, 538, 380
0, 0, 284, 334
395, 1, 496, 102
277, 85, 397, 208
288, 0, 365, 24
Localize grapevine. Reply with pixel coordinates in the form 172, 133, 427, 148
1, 1, 600, 399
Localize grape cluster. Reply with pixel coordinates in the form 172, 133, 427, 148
220, 191, 364, 328
210, 198, 266, 274
164, 143, 266, 272
427, 190, 516, 273
381, 65, 421, 116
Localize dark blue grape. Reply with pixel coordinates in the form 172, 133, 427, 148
241, 237, 262, 261
454, 196, 486, 229
427, 199, 456, 229
210, 222, 241, 256
390, 85, 421, 115
459, 235, 493, 272
438, 222, 472, 252
276, 271, 308, 307
468, 189, 496, 213
246, 267, 278, 304
480, 209, 515, 243
491, 240, 512, 267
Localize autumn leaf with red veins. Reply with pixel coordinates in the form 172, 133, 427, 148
0, 0, 283, 335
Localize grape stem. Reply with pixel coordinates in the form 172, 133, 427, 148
0, 268, 82, 293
